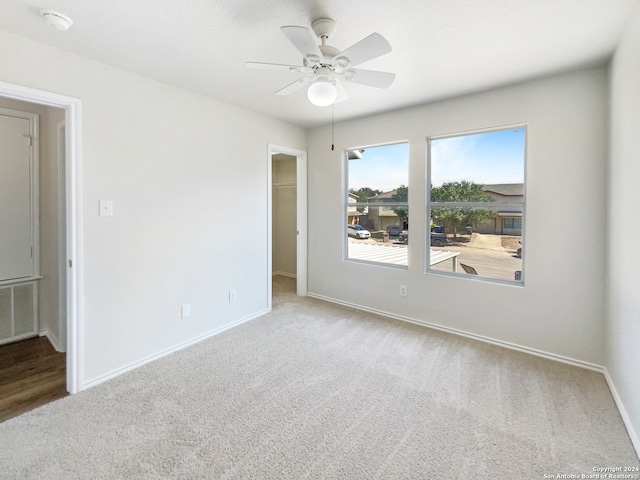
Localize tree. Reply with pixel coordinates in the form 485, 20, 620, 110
463, 208, 496, 230
349, 187, 382, 213
430, 180, 492, 202
391, 185, 409, 225
430, 181, 495, 236
349, 187, 382, 202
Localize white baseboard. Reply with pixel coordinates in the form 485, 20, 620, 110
603, 368, 640, 459
81, 308, 269, 391
40, 329, 63, 352
307, 292, 605, 373
273, 271, 296, 278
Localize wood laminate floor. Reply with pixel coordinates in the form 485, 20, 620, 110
0, 336, 67, 423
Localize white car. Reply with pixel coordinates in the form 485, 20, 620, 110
347, 224, 371, 239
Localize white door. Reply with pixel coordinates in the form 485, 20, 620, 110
0, 113, 33, 281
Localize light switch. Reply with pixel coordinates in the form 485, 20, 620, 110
99, 200, 113, 217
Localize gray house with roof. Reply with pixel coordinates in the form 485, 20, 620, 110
476, 183, 524, 235
362, 183, 524, 235
364, 190, 405, 231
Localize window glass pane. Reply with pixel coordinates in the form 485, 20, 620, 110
428, 206, 523, 281
346, 143, 408, 267
428, 127, 525, 283
348, 143, 408, 194
430, 128, 525, 201
347, 205, 408, 266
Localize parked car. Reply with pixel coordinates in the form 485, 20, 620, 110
347, 224, 371, 239
386, 225, 402, 236
430, 232, 450, 247
398, 232, 450, 246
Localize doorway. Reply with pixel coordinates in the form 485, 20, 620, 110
0, 80, 81, 395
272, 153, 297, 281
267, 145, 307, 310
0, 101, 67, 419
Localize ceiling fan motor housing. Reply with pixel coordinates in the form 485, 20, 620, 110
303, 19, 342, 68
311, 18, 336, 39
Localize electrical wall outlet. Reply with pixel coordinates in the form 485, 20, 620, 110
181, 303, 191, 319
229, 289, 237, 303
400, 285, 407, 297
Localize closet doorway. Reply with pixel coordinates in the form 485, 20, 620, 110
267, 145, 307, 310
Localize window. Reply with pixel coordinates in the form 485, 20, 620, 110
427, 127, 526, 283
345, 143, 409, 267
502, 218, 522, 230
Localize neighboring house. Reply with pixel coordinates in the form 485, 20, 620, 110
347, 192, 363, 225
475, 183, 524, 235
364, 184, 524, 234
365, 190, 405, 231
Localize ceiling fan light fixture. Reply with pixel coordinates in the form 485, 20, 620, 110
307, 79, 337, 107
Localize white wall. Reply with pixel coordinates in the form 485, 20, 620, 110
0, 97, 64, 348
307, 67, 608, 366
607, 5, 640, 453
272, 154, 297, 276
0, 30, 305, 385
38, 104, 65, 349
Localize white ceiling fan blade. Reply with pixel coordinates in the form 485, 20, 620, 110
281, 26, 323, 61
274, 77, 311, 96
332, 33, 392, 67
246, 61, 311, 73
334, 80, 349, 103
345, 69, 396, 89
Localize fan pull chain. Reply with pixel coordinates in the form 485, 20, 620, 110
331, 104, 334, 151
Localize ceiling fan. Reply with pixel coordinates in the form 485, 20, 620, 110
246, 18, 395, 107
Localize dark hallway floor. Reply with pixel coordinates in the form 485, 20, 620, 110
0, 336, 67, 423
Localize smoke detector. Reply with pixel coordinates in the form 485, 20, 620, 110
40, 9, 73, 31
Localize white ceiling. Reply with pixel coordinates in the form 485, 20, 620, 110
0, 0, 635, 127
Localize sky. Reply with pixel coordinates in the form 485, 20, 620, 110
347, 128, 525, 192
430, 128, 525, 187
348, 143, 409, 192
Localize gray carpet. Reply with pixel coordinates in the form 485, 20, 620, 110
0, 276, 637, 479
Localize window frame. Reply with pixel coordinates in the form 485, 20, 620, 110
425, 124, 527, 284
343, 141, 410, 269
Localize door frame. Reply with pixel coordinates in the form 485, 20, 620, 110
57, 120, 67, 353
0, 80, 83, 394
267, 144, 307, 310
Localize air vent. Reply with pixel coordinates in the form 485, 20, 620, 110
0, 282, 37, 343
